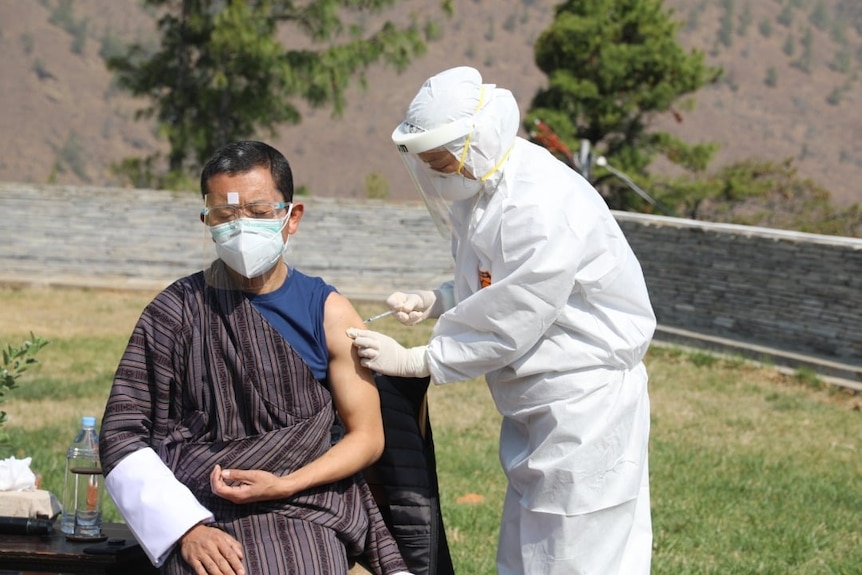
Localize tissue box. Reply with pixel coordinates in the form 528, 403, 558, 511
0, 490, 62, 519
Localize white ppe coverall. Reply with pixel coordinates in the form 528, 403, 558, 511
410, 68, 656, 575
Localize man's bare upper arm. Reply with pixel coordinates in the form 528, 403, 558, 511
323, 292, 381, 430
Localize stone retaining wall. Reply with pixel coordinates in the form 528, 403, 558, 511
2, 184, 859, 384
615, 214, 861, 383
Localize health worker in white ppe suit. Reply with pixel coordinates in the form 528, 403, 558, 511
347, 66, 656, 575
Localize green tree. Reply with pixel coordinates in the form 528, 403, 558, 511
792, 27, 814, 73
783, 33, 796, 57
809, 0, 830, 31
108, 0, 452, 189
654, 158, 862, 237
737, 1, 752, 37
764, 66, 778, 87
364, 171, 389, 199
717, 0, 734, 48
777, 4, 794, 28
526, 0, 721, 211
835, 1, 862, 36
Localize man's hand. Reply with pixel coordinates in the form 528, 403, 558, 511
180, 522, 245, 575
346, 328, 429, 377
210, 464, 286, 504
386, 290, 438, 325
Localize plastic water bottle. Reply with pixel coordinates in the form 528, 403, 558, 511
60, 416, 103, 538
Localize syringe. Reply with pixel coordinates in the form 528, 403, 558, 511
364, 310, 393, 324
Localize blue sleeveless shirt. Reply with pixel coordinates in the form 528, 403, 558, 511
244, 268, 337, 381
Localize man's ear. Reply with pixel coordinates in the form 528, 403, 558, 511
287, 202, 305, 234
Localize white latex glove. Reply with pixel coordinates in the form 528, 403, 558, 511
346, 328, 429, 377
386, 290, 439, 326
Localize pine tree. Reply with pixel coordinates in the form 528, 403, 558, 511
108, 0, 451, 187
525, 0, 721, 211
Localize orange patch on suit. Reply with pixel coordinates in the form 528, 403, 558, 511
479, 269, 492, 288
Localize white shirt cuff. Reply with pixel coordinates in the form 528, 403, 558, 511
105, 448, 214, 567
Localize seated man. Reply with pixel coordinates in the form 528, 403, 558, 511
99, 141, 410, 575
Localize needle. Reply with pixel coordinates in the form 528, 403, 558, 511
364, 310, 393, 324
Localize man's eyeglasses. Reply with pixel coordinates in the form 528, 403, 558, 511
202, 202, 291, 225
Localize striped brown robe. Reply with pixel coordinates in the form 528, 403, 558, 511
100, 271, 407, 574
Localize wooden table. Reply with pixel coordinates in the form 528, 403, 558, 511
0, 522, 156, 574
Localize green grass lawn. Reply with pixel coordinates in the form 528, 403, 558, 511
1, 286, 860, 574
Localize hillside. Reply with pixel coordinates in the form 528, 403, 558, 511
0, 0, 860, 207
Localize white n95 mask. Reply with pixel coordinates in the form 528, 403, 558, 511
210, 215, 289, 278
431, 170, 485, 202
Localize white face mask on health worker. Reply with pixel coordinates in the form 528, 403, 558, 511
210, 211, 291, 278
430, 168, 485, 202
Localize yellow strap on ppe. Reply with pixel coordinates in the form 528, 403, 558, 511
456, 86, 486, 175
455, 86, 513, 182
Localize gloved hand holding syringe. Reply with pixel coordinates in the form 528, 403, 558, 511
364, 289, 450, 325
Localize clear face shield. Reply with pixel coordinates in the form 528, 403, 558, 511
392, 118, 485, 237
200, 192, 293, 291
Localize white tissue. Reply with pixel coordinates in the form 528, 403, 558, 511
0, 456, 37, 491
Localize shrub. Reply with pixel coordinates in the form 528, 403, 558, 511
1, 334, 49, 446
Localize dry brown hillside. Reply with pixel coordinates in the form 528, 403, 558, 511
1, 0, 860, 207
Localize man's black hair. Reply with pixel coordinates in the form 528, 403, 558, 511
200, 141, 294, 201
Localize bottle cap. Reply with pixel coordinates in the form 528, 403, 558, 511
82, 416, 97, 428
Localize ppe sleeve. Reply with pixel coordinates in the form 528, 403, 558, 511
433, 281, 456, 316
105, 448, 213, 567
